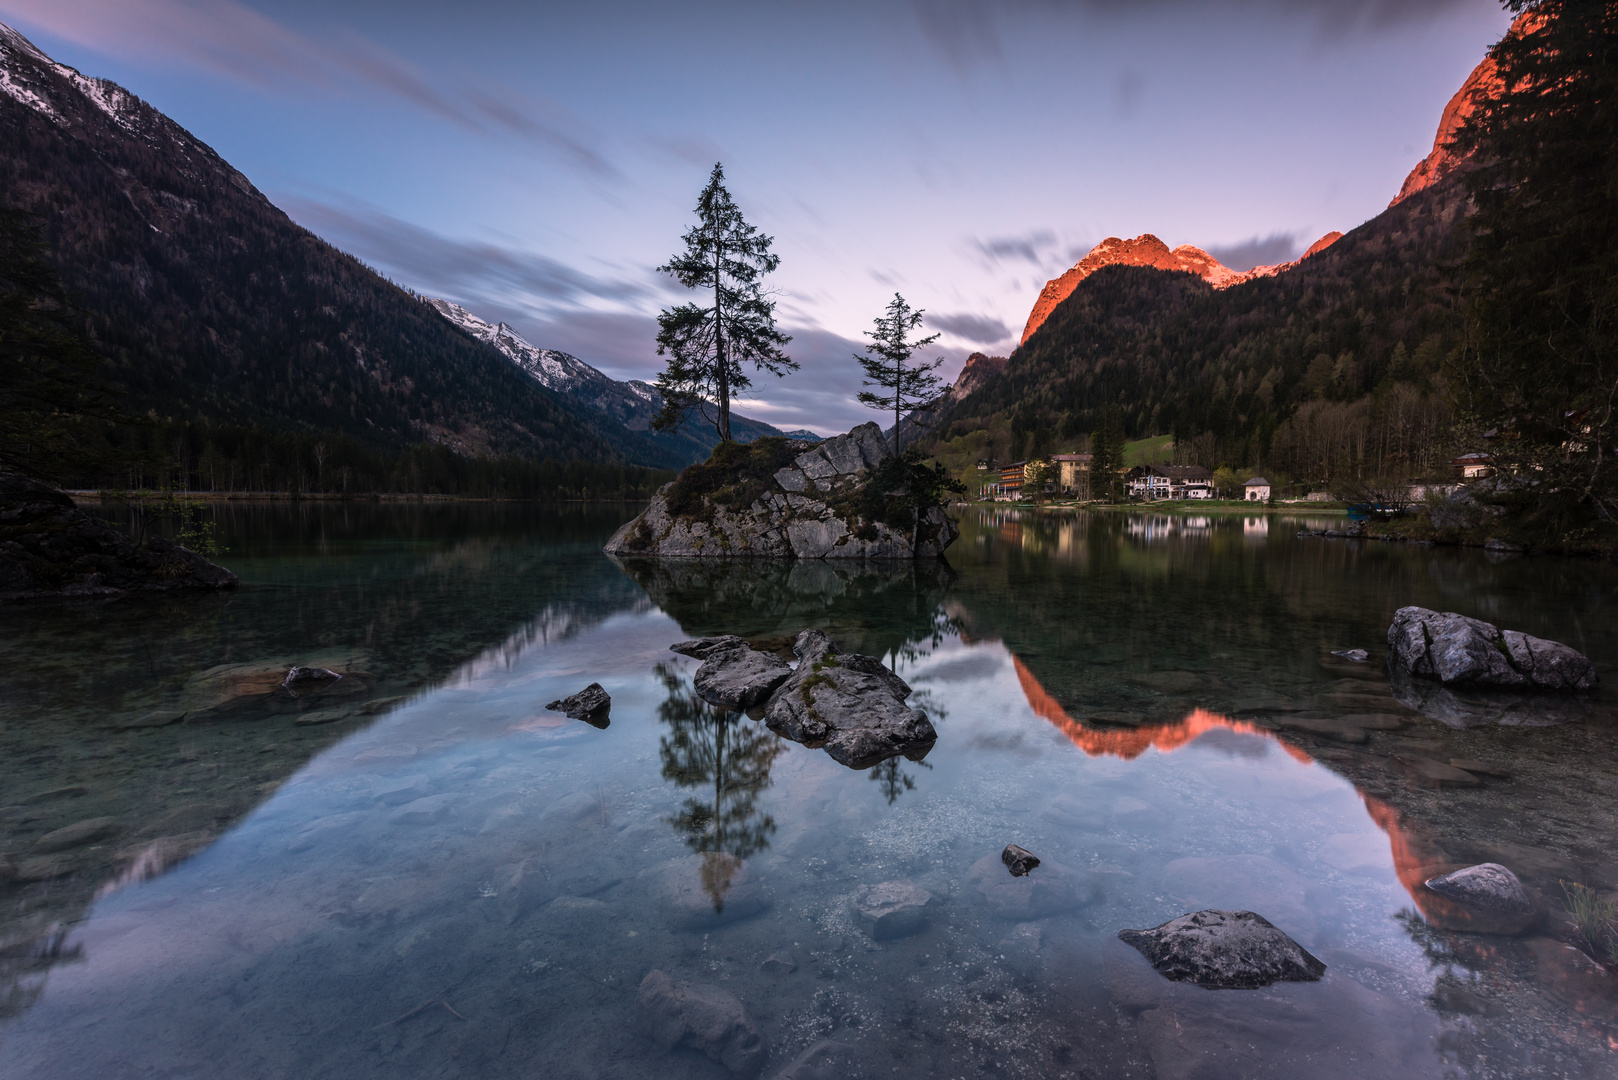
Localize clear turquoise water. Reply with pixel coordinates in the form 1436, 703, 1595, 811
2, 504, 1616, 1079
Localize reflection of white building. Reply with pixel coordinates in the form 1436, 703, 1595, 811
1242, 476, 1272, 501
1243, 516, 1269, 538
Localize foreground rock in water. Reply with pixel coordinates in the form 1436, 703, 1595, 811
545, 682, 611, 721
0, 476, 237, 601
1118, 909, 1326, 989
1422, 862, 1538, 934
849, 880, 933, 940
762, 629, 937, 768
1387, 606, 1597, 692
603, 423, 957, 559
637, 970, 766, 1078
968, 850, 1099, 919
672, 637, 793, 709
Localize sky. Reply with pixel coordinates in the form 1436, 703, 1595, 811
0, 0, 1513, 435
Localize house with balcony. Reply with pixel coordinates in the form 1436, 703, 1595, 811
1053, 453, 1092, 497
1125, 464, 1214, 500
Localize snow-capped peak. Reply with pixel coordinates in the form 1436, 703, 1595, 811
0, 20, 139, 130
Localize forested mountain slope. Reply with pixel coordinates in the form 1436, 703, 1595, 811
0, 23, 625, 467
932, 178, 1468, 480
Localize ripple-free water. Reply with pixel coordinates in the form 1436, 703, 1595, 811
2, 503, 1616, 1079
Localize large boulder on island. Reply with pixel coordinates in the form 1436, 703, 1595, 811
0, 476, 237, 601
762, 629, 937, 768
603, 424, 958, 559
1387, 606, 1597, 692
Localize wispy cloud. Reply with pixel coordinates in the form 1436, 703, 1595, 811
0, 0, 616, 174
281, 196, 650, 308
927, 311, 1010, 345
1206, 232, 1301, 271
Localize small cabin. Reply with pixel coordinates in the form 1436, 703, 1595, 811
1242, 477, 1271, 502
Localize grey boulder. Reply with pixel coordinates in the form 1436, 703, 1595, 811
637, 970, 766, 1079
1118, 909, 1326, 989
673, 638, 793, 710
762, 629, 936, 768
1387, 606, 1596, 692
850, 880, 933, 940
967, 850, 1099, 919
1423, 863, 1537, 934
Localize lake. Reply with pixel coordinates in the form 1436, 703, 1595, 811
2, 502, 1616, 1079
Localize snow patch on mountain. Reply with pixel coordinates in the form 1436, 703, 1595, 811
0, 21, 137, 131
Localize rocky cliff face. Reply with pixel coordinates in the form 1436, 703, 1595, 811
1019, 232, 1341, 344
604, 424, 958, 559
0, 477, 237, 600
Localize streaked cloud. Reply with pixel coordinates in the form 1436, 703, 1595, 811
0, 0, 616, 174
928, 311, 1011, 346
1206, 232, 1301, 271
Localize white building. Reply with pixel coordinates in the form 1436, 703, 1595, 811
1242, 476, 1272, 502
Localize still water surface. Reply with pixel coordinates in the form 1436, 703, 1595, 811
3, 503, 1617, 1079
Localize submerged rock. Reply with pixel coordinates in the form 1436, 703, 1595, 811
603, 423, 958, 560
850, 881, 933, 940
1001, 844, 1040, 877
282, 665, 341, 688
762, 629, 936, 768
653, 853, 771, 929
1423, 863, 1537, 934
673, 638, 793, 710
1118, 909, 1327, 989
637, 970, 766, 1079
767, 1040, 862, 1080
1330, 649, 1369, 663
545, 682, 611, 721
968, 850, 1099, 919
0, 476, 237, 601
1387, 606, 1597, 692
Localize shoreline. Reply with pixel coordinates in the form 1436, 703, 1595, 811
65, 491, 651, 504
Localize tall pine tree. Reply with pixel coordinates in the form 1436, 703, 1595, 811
654, 164, 794, 443
1452, 1, 1618, 544
855, 293, 947, 453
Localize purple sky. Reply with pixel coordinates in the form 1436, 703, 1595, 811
1, 0, 1511, 435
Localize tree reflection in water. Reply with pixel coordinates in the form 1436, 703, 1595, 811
867, 756, 932, 804
655, 663, 783, 911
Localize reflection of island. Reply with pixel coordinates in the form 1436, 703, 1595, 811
655, 664, 783, 911
611, 556, 955, 664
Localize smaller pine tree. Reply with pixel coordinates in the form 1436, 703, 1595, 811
855, 294, 947, 454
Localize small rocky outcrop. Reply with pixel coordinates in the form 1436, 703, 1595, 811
1118, 909, 1327, 989
0, 476, 237, 601
849, 881, 933, 940
968, 850, 1099, 919
762, 629, 937, 768
546, 682, 611, 722
604, 424, 957, 560
1001, 844, 1040, 877
1423, 863, 1537, 934
672, 637, 793, 710
1388, 606, 1598, 692
637, 969, 766, 1079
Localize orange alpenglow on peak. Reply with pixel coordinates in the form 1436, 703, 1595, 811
1018, 230, 1343, 345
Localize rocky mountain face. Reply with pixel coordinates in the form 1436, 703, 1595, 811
427, 299, 801, 466
0, 22, 647, 466
1019, 232, 1342, 344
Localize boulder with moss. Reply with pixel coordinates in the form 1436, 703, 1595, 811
603, 423, 959, 559
0, 476, 237, 601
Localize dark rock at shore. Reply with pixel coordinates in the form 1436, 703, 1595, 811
762, 629, 936, 768
0, 476, 237, 601
1118, 909, 1326, 989
1387, 606, 1596, 693
545, 682, 611, 722
282, 665, 341, 688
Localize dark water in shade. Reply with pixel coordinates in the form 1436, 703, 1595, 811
3, 503, 1618, 1079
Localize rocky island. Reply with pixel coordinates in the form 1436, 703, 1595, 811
603, 424, 959, 559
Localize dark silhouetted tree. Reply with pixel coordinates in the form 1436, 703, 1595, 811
856, 293, 946, 453
654, 164, 794, 443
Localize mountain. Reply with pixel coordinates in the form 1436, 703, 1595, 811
0, 23, 638, 471
426, 299, 805, 464
1018, 231, 1342, 344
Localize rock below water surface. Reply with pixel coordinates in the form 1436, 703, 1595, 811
1422, 862, 1538, 934
637, 969, 766, 1079
1387, 606, 1597, 692
604, 422, 957, 559
849, 880, 933, 940
761, 630, 937, 768
1118, 909, 1327, 989
968, 850, 1099, 920
0, 476, 237, 600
